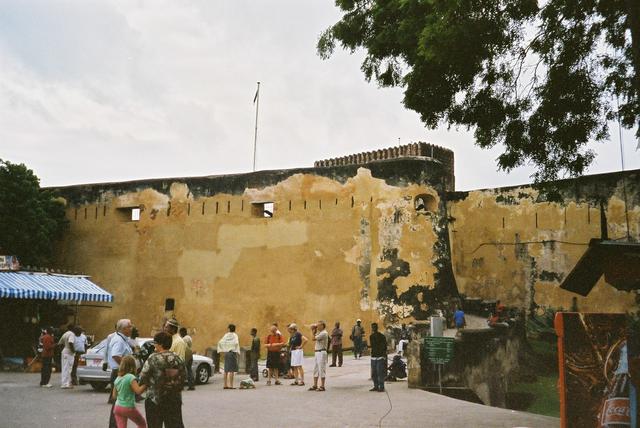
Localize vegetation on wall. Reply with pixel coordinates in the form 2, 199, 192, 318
318, 0, 640, 183
0, 160, 67, 266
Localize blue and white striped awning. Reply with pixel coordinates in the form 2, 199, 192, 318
0, 271, 113, 302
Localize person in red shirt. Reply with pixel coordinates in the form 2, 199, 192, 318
39, 327, 55, 388
264, 325, 286, 385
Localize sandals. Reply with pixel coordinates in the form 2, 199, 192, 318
266, 381, 271, 386
308, 386, 317, 391
274, 381, 282, 385
290, 381, 299, 386
317, 386, 325, 392
298, 382, 305, 386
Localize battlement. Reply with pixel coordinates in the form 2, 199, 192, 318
314, 142, 454, 189
314, 142, 452, 167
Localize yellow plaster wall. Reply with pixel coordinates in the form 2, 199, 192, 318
60, 168, 440, 352
448, 187, 639, 313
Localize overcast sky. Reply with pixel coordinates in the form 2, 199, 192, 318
0, 0, 638, 191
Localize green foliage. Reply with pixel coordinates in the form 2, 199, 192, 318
510, 374, 561, 417
0, 160, 68, 266
318, 0, 640, 182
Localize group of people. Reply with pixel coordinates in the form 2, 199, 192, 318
38, 324, 88, 389
39, 316, 398, 427
104, 318, 197, 428
40, 317, 192, 428
218, 321, 330, 391
216, 319, 391, 393
111, 326, 187, 428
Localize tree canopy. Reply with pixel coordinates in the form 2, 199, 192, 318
0, 160, 67, 266
318, 0, 640, 182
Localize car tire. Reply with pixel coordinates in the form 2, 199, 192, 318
90, 381, 108, 391
195, 364, 210, 384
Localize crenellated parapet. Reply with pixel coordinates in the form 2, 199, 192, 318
314, 142, 452, 167
314, 142, 454, 190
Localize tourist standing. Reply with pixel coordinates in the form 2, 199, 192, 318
309, 321, 328, 392
454, 306, 466, 333
140, 331, 186, 428
164, 319, 187, 362
350, 319, 365, 359
58, 324, 76, 389
179, 327, 195, 391
369, 323, 387, 392
249, 328, 260, 381
265, 324, 285, 385
111, 355, 147, 428
71, 325, 87, 385
287, 323, 307, 386
217, 324, 240, 389
330, 321, 343, 367
39, 327, 55, 388
107, 319, 134, 428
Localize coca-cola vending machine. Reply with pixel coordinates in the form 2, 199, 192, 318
555, 312, 638, 428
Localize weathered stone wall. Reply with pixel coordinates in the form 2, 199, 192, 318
48, 143, 640, 351
315, 142, 455, 191
407, 327, 525, 408
52, 158, 451, 351
447, 169, 640, 313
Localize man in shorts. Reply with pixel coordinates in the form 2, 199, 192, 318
309, 321, 328, 392
264, 324, 285, 386
288, 323, 307, 386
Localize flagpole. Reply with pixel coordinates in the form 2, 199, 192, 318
253, 81, 260, 172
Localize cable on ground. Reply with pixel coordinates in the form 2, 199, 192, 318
378, 388, 393, 427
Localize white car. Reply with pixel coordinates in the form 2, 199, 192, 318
77, 336, 214, 390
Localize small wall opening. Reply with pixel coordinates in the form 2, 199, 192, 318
116, 206, 141, 222
165, 298, 175, 311
414, 194, 437, 214
252, 202, 274, 218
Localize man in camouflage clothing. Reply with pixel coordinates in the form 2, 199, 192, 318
140, 331, 187, 428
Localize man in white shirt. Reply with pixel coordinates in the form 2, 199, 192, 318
58, 324, 76, 389
71, 326, 87, 385
309, 321, 329, 392
107, 319, 134, 428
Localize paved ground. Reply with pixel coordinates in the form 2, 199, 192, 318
0, 356, 559, 428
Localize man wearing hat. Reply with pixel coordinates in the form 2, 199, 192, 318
164, 318, 187, 362
350, 319, 365, 359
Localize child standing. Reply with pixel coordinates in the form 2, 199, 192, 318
111, 355, 147, 428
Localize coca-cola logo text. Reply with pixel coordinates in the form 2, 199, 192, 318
601, 398, 630, 424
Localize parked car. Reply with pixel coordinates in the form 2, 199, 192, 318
77, 336, 214, 391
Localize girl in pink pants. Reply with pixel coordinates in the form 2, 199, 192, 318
111, 355, 147, 428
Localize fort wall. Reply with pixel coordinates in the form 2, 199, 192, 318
53, 156, 451, 351
448, 169, 640, 313
49, 143, 640, 350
